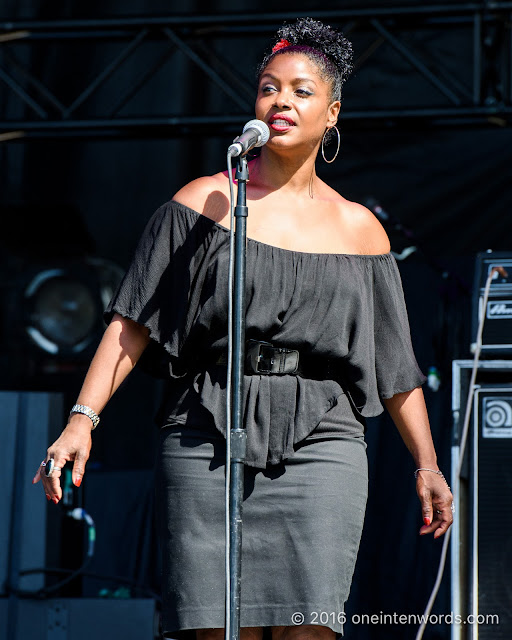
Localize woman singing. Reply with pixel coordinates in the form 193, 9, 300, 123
33, 17, 453, 640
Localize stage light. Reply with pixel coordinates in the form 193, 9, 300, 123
0, 255, 125, 392
25, 268, 101, 355
0, 203, 125, 389
22, 258, 123, 359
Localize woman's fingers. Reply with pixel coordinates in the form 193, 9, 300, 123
432, 505, 454, 539
34, 422, 92, 504
32, 463, 42, 485
72, 451, 88, 488
40, 456, 67, 503
419, 505, 451, 537
421, 491, 433, 526
418, 488, 435, 533
45, 467, 64, 503
417, 475, 454, 538
32, 462, 54, 502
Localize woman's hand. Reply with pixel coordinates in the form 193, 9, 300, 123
32, 414, 93, 504
416, 470, 454, 539
383, 388, 454, 538
31, 314, 150, 504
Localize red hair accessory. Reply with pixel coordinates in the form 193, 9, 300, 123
272, 38, 291, 53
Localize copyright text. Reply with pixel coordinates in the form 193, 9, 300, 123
291, 611, 500, 626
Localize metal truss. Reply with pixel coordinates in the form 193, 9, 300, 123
0, 3, 511, 140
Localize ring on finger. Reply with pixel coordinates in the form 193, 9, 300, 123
436, 509, 442, 515
44, 459, 62, 478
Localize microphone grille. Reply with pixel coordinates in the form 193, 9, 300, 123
242, 119, 270, 146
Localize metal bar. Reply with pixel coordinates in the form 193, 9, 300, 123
2, 118, 509, 142
162, 27, 252, 111
6, 395, 29, 640
341, 105, 512, 117
0, 115, 250, 130
509, 11, 512, 102
4, 51, 66, 115
0, 130, 25, 142
228, 436, 244, 640
0, 65, 47, 117
107, 44, 177, 117
63, 28, 148, 118
0, 105, 511, 132
228, 154, 249, 640
3, 5, 512, 32
194, 41, 256, 103
497, 14, 507, 103
353, 36, 386, 71
0, 107, 510, 146
474, 11, 483, 103
4, 30, 134, 41
416, 48, 474, 101
370, 18, 463, 105
0, 29, 30, 43
0, 16, 505, 42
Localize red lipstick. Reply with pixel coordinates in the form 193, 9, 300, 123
269, 114, 295, 131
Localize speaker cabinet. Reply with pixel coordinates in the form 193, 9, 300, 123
0, 394, 159, 640
471, 252, 512, 356
0, 391, 63, 596
0, 598, 156, 640
451, 360, 512, 640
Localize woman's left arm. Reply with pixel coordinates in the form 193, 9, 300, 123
383, 386, 454, 538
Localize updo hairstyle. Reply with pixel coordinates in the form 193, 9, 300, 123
257, 17, 354, 105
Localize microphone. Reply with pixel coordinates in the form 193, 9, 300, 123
228, 119, 270, 157
364, 196, 390, 223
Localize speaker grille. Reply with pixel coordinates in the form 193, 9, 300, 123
475, 389, 512, 638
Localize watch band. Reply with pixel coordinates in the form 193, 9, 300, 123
69, 404, 100, 430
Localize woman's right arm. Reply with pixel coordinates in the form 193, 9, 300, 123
32, 312, 150, 503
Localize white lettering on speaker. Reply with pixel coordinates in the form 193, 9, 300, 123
487, 300, 512, 319
483, 397, 512, 438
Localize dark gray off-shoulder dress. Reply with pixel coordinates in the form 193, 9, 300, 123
104, 200, 426, 638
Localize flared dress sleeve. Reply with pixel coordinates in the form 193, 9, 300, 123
373, 256, 427, 397
339, 254, 427, 415
103, 200, 229, 379
104, 200, 426, 469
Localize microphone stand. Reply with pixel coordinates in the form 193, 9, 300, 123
228, 153, 249, 640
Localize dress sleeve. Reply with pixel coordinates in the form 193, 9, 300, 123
103, 200, 217, 378
371, 255, 427, 400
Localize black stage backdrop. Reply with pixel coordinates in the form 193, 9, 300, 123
1, 2, 510, 639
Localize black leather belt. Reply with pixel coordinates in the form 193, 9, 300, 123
215, 339, 341, 379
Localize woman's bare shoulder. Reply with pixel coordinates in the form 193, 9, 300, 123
341, 198, 391, 254
319, 183, 391, 255
172, 172, 230, 223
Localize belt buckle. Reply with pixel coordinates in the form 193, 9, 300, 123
245, 339, 299, 375
246, 340, 274, 374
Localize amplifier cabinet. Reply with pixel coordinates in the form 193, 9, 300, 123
471, 252, 512, 356
451, 360, 512, 640
0, 391, 63, 596
0, 598, 157, 640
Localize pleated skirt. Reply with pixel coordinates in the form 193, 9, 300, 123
155, 390, 368, 638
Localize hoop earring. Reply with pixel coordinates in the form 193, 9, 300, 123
321, 125, 340, 164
